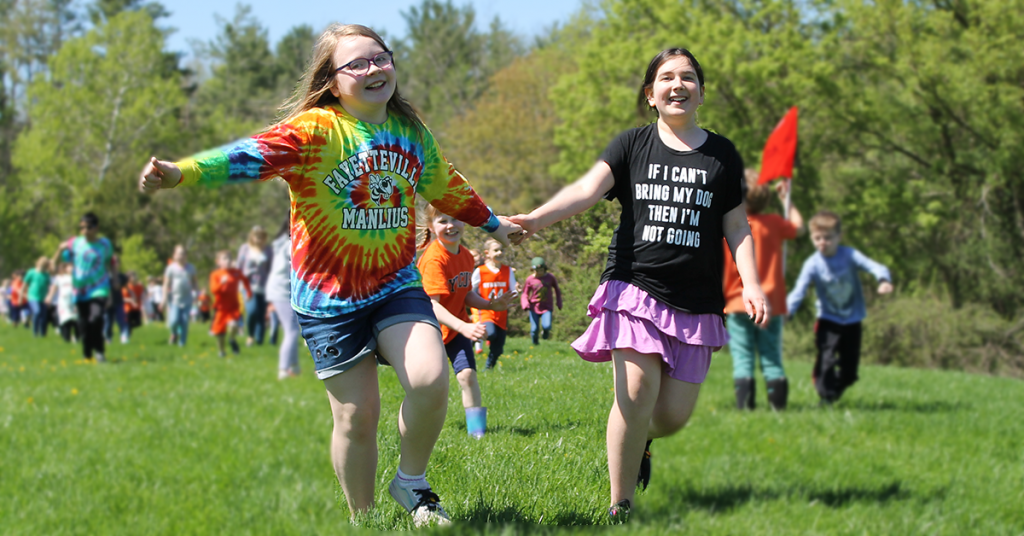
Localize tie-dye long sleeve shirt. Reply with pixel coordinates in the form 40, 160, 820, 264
175, 105, 500, 318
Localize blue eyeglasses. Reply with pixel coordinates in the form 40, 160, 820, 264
335, 51, 394, 76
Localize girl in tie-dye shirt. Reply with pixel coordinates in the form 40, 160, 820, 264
140, 24, 521, 525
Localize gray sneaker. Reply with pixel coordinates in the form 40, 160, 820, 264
388, 478, 451, 527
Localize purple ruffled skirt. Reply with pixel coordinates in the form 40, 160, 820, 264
571, 280, 729, 384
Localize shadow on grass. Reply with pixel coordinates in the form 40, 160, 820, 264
653, 481, 933, 514
786, 399, 968, 414
837, 399, 969, 413
457, 502, 601, 530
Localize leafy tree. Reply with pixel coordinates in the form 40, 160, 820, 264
808, 0, 1024, 315
273, 24, 315, 103
11, 10, 186, 252
394, 0, 523, 126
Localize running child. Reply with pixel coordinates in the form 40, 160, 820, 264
510, 48, 768, 520
417, 207, 514, 438
520, 256, 561, 344
123, 271, 147, 332
786, 210, 892, 406
139, 23, 521, 525
472, 238, 517, 369
722, 172, 804, 410
45, 263, 79, 343
209, 251, 252, 357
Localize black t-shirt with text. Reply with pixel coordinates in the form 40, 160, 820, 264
599, 125, 744, 314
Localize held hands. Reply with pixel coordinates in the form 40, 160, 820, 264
487, 216, 526, 247
458, 321, 488, 342
139, 157, 182, 193
507, 213, 540, 243
742, 286, 771, 327
877, 281, 894, 295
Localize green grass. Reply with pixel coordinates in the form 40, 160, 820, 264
1, 322, 1022, 535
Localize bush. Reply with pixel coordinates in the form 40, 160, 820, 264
862, 296, 1024, 377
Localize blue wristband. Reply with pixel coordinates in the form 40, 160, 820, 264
480, 209, 500, 234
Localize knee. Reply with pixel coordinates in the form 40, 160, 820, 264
651, 406, 692, 434
332, 402, 380, 443
456, 368, 477, 389
408, 367, 449, 405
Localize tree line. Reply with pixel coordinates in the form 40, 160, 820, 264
2, 0, 1022, 366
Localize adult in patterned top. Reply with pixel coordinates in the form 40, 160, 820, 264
138, 24, 522, 526
52, 212, 115, 362
511, 48, 768, 520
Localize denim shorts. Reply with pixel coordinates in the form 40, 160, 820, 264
444, 333, 477, 374
296, 287, 439, 380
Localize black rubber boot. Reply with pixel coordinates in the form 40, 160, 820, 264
734, 378, 755, 410
766, 377, 789, 411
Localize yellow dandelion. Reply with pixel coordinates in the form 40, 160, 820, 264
41, 360, 48, 365
71, 388, 79, 395
26, 397, 33, 404
19, 366, 25, 372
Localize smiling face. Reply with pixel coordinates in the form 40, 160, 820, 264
645, 55, 704, 127
484, 241, 503, 264
431, 214, 465, 253
329, 36, 396, 124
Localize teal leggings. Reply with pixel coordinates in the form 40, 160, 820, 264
727, 314, 785, 381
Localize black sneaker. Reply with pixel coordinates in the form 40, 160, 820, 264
229, 339, 240, 354
608, 499, 631, 523
637, 439, 653, 491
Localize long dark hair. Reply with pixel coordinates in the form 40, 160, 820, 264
636, 48, 705, 118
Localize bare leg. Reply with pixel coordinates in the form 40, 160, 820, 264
215, 333, 226, 355
607, 349, 663, 507
377, 322, 449, 476
648, 375, 702, 439
323, 356, 381, 514
456, 368, 482, 408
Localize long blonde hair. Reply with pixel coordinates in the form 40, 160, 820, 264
416, 204, 443, 251
276, 24, 425, 136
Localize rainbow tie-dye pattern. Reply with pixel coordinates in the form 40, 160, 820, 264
176, 105, 498, 318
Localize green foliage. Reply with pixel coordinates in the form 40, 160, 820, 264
394, 0, 524, 126
11, 9, 185, 244
118, 233, 163, 278
1, 324, 1023, 533
863, 295, 1024, 377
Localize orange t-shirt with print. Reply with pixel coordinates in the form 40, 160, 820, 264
417, 240, 474, 344
723, 213, 798, 316
475, 264, 512, 330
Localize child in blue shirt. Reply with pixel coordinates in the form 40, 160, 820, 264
787, 210, 893, 405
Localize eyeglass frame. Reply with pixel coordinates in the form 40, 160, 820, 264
334, 51, 394, 76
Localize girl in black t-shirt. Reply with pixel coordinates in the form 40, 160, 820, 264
511, 48, 769, 520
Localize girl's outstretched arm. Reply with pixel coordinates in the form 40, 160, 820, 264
139, 158, 182, 193
509, 161, 615, 240
723, 204, 769, 326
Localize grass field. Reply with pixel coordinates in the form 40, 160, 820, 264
1, 321, 1022, 535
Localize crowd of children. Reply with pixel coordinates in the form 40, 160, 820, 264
2, 28, 898, 528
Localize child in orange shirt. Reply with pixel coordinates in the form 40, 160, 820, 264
122, 271, 146, 330
417, 206, 514, 438
210, 251, 252, 357
722, 171, 804, 410
196, 286, 212, 323
472, 238, 518, 370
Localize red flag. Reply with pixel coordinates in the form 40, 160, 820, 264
757, 107, 798, 185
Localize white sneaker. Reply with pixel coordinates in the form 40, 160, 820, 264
94, 352, 106, 363
388, 478, 451, 527
120, 333, 129, 344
